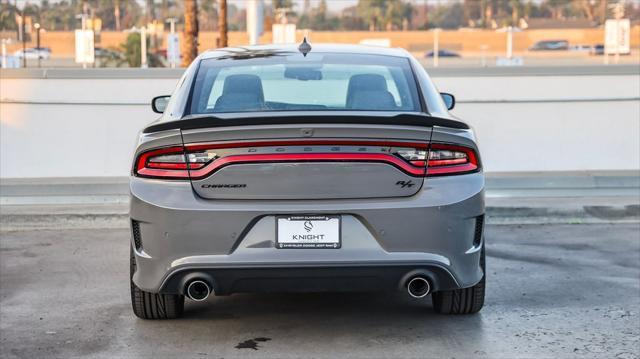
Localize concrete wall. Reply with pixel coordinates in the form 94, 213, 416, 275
1, 66, 638, 178
435, 71, 640, 172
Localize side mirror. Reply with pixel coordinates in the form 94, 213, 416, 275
440, 93, 455, 110
151, 95, 171, 113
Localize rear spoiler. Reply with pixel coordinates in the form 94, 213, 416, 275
143, 113, 470, 134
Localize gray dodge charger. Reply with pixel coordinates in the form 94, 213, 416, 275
129, 43, 485, 319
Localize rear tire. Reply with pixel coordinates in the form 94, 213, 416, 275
432, 246, 485, 314
130, 248, 184, 319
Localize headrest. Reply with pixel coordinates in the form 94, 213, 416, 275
346, 74, 389, 107
347, 74, 388, 93
222, 74, 264, 102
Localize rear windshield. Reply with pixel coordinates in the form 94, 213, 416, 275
189, 52, 421, 114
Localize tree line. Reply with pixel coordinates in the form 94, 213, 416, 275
2, 0, 637, 33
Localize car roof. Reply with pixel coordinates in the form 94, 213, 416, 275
199, 43, 412, 61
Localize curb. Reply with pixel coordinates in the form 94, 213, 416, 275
2, 204, 638, 231
487, 204, 640, 223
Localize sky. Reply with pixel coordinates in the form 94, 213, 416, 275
226, 1, 462, 12
229, 0, 359, 12
14, 0, 460, 14
227, 0, 358, 12
12, 0, 362, 11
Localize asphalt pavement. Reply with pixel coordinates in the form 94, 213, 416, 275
1, 223, 639, 359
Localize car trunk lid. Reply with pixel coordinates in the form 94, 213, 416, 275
180, 120, 432, 200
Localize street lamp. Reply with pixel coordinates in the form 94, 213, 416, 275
20, 10, 26, 68
34, 23, 42, 68
140, 26, 148, 68
433, 28, 441, 67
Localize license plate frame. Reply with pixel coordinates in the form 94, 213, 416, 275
276, 215, 341, 249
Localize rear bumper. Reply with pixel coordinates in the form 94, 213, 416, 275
160, 264, 459, 295
129, 172, 485, 294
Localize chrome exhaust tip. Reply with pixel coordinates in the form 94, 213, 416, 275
407, 277, 431, 298
186, 280, 211, 301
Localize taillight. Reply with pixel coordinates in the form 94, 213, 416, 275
395, 143, 479, 176
134, 146, 217, 179
135, 141, 478, 180
426, 144, 478, 176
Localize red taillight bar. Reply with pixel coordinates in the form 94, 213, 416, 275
187, 153, 426, 179
133, 141, 479, 180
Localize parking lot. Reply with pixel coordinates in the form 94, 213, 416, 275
1, 223, 638, 359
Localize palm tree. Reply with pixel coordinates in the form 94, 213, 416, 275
219, 0, 228, 48
114, 0, 121, 31
182, 0, 199, 67
146, 0, 155, 24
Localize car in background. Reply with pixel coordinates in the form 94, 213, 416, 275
129, 44, 486, 319
590, 44, 605, 56
13, 47, 51, 60
568, 44, 592, 52
528, 40, 569, 51
94, 47, 126, 67
425, 49, 461, 58
95, 47, 122, 59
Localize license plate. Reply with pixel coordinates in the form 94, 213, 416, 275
276, 215, 341, 249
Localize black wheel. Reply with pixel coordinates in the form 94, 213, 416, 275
432, 246, 485, 314
130, 248, 184, 319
